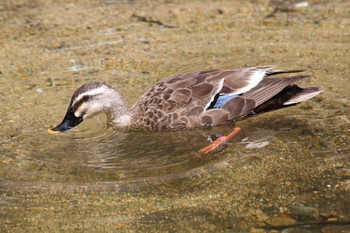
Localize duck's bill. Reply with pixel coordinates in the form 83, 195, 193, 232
48, 108, 83, 134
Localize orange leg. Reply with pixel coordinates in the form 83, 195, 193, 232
199, 127, 241, 154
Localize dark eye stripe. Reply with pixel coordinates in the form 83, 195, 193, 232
82, 95, 90, 102
72, 98, 84, 112
80, 111, 86, 118
72, 95, 91, 111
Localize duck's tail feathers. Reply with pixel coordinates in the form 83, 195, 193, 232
283, 86, 322, 105
266, 69, 306, 76
250, 84, 322, 115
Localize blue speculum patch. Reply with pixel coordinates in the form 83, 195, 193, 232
213, 94, 239, 108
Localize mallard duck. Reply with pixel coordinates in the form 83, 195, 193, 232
48, 65, 321, 153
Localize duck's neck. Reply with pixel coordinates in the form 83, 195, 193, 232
106, 90, 132, 128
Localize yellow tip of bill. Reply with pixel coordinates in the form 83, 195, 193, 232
47, 128, 59, 135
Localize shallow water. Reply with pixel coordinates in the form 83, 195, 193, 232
1, 0, 350, 232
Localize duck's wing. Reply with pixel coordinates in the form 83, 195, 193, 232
131, 66, 274, 130
219, 74, 322, 121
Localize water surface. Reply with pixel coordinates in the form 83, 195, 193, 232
0, 0, 349, 232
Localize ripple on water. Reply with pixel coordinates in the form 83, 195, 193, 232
1, 117, 252, 193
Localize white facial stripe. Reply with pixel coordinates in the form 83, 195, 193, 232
73, 85, 110, 105
74, 101, 105, 119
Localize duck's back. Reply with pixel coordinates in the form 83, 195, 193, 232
130, 69, 224, 130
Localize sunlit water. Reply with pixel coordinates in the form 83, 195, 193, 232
0, 0, 349, 232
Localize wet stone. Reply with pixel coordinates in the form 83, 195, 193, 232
287, 206, 315, 217
264, 214, 297, 227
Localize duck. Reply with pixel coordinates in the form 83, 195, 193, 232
48, 65, 321, 153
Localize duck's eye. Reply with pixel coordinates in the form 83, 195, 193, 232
82, 95, 90, 102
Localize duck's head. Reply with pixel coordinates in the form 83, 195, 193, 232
48, 82, 121, 134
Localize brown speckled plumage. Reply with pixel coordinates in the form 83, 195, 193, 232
129, 66, 321, 130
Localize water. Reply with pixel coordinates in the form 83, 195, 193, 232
1, 0, 350, 232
